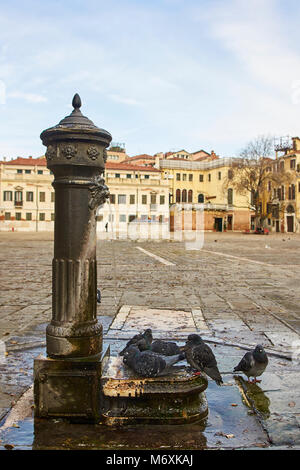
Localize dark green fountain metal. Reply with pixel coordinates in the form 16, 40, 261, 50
33, 95, 208, 424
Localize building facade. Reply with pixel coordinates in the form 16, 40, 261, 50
0, 157, 54, 231
265, 137, 300, 233
159, 157, 252, 232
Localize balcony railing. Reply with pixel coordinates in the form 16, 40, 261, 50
14, 200, 23, 207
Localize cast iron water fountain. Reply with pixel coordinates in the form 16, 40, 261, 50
33, 94, 208, 425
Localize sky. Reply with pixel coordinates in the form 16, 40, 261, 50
1, 0, 300, 159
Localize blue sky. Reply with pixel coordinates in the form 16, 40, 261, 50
1, 0, 300, 159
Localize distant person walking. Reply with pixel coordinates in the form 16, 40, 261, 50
105, 222, 108, 232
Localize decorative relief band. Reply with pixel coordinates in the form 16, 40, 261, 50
61, 144, 77, 159
45, 145, 56, 161
87, 146, 100, 160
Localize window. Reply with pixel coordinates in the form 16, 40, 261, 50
182, 174, 187, 181
15, 212, 21, 220
144, 174, 150, 179
129, 195, 135, 204
199, 174, 203, 182
208, 174, 211, 182
198, 194, 204, 203
189, 174, 193, 181
290, 159, 296, 169
176, 189, 181, 203
158, 215, 164, 223
141, 214, 147, 221
108, 214, 114, 222
15, 191, 23, 202
142, 195, 147, 204
160, 195, 165, 205
4, 212, 10, 220
176, 173, 180, 181
289, 184, 296, 200
109, 194, 115, 204
51, 192, 55, 202
151, 194, 156, 204
129, 215, 136, 222
218, 171, 221, 180
228, 188, 233, 205
268, 181, 271, 191
39, 192, 45, 202
37, 170, 43, 175
182, 189, 187, 203
118, 194, 126, 204
51, 213, 55, 221
280, 161, 284, 170
26, 213, 32, 221
115, 173, 120, 178
188, 190, 193, 203
17, 169, 23, 174
26, 191, 34, 202
126, 174, 132, 179
228, 169, 233, 179
297, 164, 300, 172
39, 213, 45, 221
3, 191, 12, 201
119, 214, 126, 222
25, 169, 31, 174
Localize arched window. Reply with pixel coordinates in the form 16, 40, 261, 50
188, 190, 193, 203
176, 189, 181, 203
182, 189, 187, 203
228, 188, 233, 205
198, 194, 204, 203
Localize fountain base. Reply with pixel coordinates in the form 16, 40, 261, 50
34, 346, 110, 423
100, 357, 208, 425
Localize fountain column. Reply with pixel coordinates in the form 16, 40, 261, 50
34, 94, 112, 421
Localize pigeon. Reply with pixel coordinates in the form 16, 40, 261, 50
150, 339, 183, 356
119, 329, 153, 356
97, 289, 101, 304
183, 334, 223, 385
233, 344, 268, 383
122, 345, 185, 377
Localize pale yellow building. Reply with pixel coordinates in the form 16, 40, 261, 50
266, 136, 300, 232
0, 156, 54, 231
159, 157, 252, 232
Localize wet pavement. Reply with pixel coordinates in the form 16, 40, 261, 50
0, 232, 299, 449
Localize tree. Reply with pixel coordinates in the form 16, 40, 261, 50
224, 135, 292, 227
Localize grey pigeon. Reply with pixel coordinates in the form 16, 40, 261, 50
123, 345, 185, 377
150, 339, 183, 356
234, 345, 268, 383
183, 334, 223, 385
97, 289, 101, 304
119, 329, 153, 356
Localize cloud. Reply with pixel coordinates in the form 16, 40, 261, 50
108, 94, 144, 107
7, 91, 47, 103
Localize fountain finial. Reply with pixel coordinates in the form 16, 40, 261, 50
72, 93, 82, 110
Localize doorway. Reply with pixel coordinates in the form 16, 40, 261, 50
276, 220, 280, 233
214, 217, 223, 232
287, 215, 294, 233
227, 215, 233, 230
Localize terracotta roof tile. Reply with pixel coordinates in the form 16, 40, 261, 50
5, 156, 47, 166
